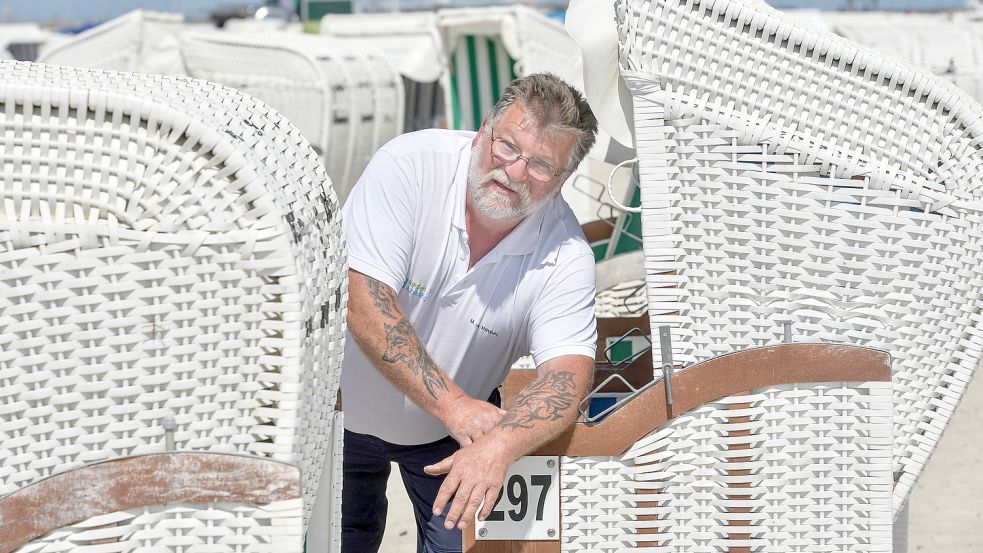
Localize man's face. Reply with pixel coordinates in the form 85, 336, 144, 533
468, 104, 577, 222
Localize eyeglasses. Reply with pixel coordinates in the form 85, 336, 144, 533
489, 128, 568, 182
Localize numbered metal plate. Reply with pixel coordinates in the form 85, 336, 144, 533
474, 455, 560, 541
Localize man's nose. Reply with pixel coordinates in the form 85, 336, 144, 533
503, 157, 529, 182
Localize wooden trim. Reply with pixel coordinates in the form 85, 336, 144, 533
534, 343, 890, 456
463, 531, 559, 553
0, 452, 300, 553
582, 218, 618, 244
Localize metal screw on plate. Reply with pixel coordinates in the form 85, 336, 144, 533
548, 529, 556, 538
478, 528, 487, 538
547, 459, 556, 468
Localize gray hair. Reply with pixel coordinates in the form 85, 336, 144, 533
486, 73, 598, 172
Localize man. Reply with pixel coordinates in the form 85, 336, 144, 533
341, 73, 599, 552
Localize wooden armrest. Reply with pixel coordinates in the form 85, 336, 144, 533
0, 452, 300, 553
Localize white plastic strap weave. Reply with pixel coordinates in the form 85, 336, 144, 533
0, 60, 347, 540
825, 13, 983, 105
560, 381, 893, 552
616, 0, 983, 513
14, 500, 303, 553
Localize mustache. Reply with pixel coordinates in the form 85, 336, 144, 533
479, 169, 528, 195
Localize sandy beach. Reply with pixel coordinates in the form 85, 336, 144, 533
378, 360, 983, 552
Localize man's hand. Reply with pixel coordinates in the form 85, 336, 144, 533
427, 357, 593, 531
439, 394, 507, 446
424, 438, 511, 530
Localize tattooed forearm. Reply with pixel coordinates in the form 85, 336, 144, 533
366, 275, 449, 400
381, 318, 449, 399
498, 371, 577, 431
366, 278, 401, 319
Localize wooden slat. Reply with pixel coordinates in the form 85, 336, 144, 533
535, 343, 890, 456
581, 218, 618, 244
0, 452, 300, 553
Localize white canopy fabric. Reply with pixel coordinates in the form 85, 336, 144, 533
565, 0, 634, 150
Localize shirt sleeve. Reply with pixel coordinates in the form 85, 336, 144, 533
342, 149, 417, 293
528, 250, 598, 366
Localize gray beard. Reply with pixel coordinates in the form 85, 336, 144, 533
468, 148, 556, 222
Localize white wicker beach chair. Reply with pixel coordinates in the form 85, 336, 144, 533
0, 23, 56, 63
486, 344, 894, 552
180, 31, 403, 203
0, 59, 347, 551
36, 10, 196, 76
615, 0, 983, 521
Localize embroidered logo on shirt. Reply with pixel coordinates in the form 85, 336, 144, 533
402, 276, 430, 300
469, 318, 499, 337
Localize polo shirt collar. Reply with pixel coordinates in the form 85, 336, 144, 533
452, 141, 470, 232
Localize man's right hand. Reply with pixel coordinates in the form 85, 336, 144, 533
439, 394, 507, 446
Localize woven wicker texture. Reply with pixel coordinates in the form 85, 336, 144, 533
616, 0, 983, 512
824, 13, 983, 104
14, 500, 303, 553
180, 31, 404, 202
560, 381, 893, 552
0, 59, 347, 538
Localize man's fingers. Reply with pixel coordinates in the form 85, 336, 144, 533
424, 453, 455, 476
443, 482, 477, 530
457, 486, 488, 530
477, 485, 501, 521
431, 475, 460, 517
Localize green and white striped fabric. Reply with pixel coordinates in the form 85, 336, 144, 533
448, 35, 517, 130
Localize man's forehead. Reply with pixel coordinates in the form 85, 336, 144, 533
498, 104, 576, 155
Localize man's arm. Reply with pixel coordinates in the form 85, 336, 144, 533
424, 354, 594, 530
347, 269, 505, 445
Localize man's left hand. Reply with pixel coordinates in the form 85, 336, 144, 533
423, 437, 511, 530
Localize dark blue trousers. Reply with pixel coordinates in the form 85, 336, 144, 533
341, 430, 461, 553
341, 389, 499, 553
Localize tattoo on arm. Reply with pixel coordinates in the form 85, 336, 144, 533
364, 275, 449, 400
498, 371, 576, 431
366, 278, 401, 319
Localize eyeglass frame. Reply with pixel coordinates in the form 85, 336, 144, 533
488, 127, 571, 182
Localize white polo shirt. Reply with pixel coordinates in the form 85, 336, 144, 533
340, 129, 597, 445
